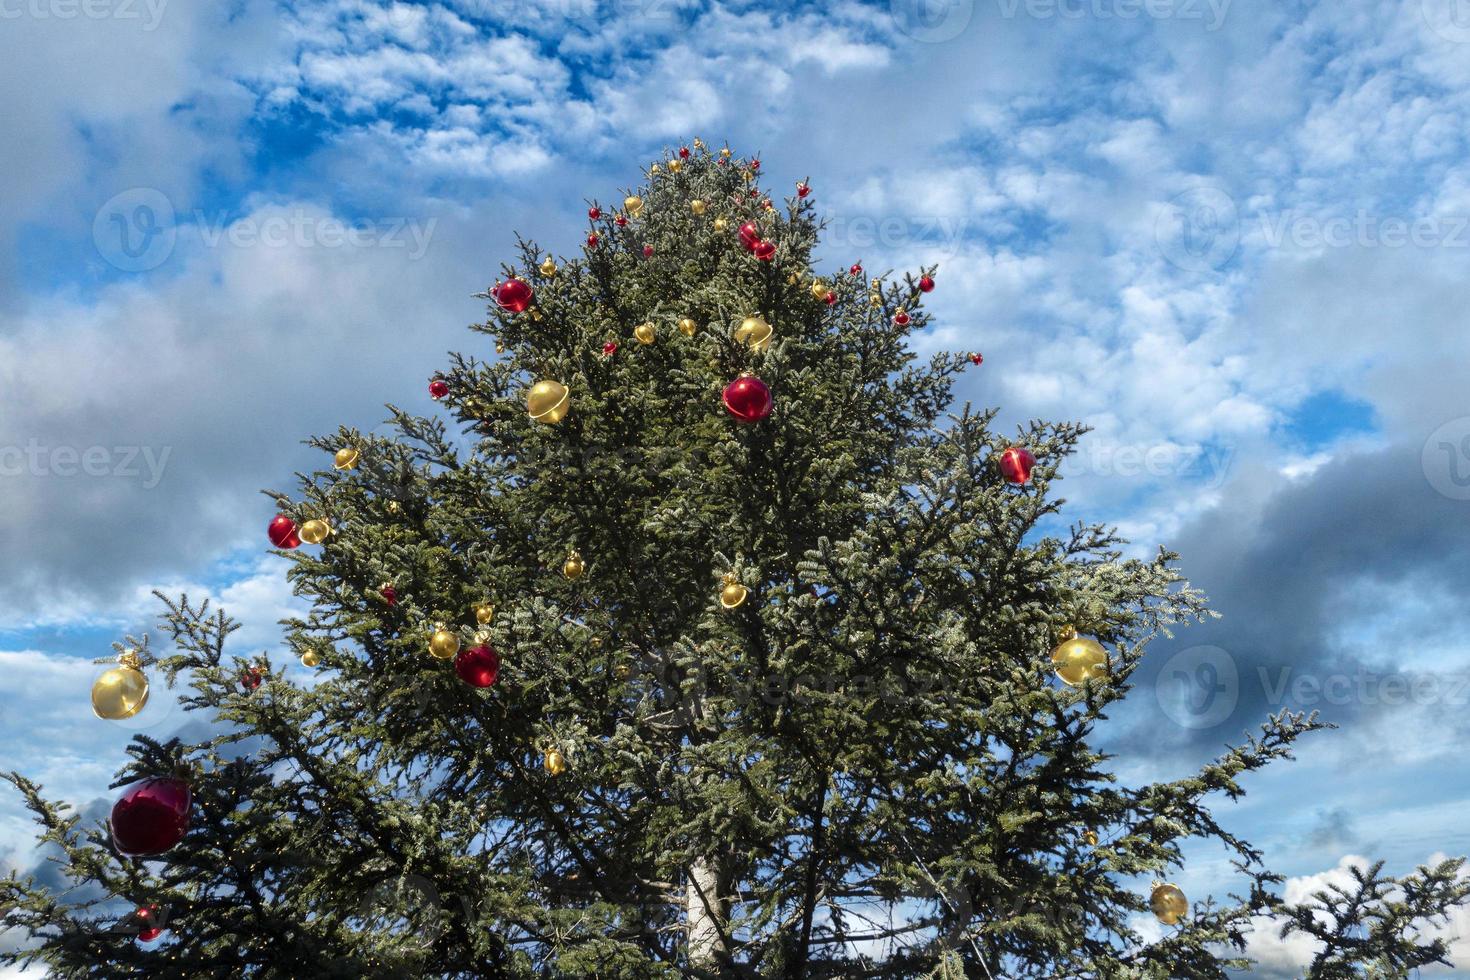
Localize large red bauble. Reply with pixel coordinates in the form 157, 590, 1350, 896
723, 374, 773, 423
919, 274, 935, 292
679, 145, 690, 159
796, 183, 810, 198
998, 447, 1036, 485
267, 514, 300, 549
455, 644, 501, 688
494, 279, 534, 313
642, 245, 654, 258
850, 263, 862, 276
753, 240, 776, 262
240, 666, 263, 692
587, 206, 601, 220
587, 232, 600, 248
111, 777, 192, 857
737, 221, 760, 251
428, 378, 450, 399
134, 905, 165, 943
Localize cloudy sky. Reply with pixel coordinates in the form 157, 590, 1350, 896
2, 0, 1469, 973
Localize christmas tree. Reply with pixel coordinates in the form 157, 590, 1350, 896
3, 142, 1467, 978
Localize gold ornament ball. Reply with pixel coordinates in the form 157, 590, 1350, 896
871, 277, 882, 289
869, 292, 882, 308
563, 550, 585, 581
678, 317, 697, 337
720, 577, 749, 610
299, 519, 331, 545
734, 315, 773, 352
474, 602, 495, 625
429, 628, 460, 660
91, 665, 149, 720
544, 747, 567, 775
333, 447, 360, 471
1150, 883, 1189, 925
301, 649, 321, 668
811, 280, 831, 301
741, 169, 754, 182
634, 322, 656, 345
690, 198, 706, 215
787, 272, 800, 285
527, 379, 570, 424
539, 256, 557, 277
720, 147, 731, 158
712, 217, 728, 232
623, 195, 644, 217
1051, 635, 1109, 687
613, 662, 631, 681
668, 158, 683, 173
1082, 829, 1099, 847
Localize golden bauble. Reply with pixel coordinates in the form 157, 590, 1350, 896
623, 195, 644, 217
386, 500, 402, 514
634, 322, 656, 345
712, 217, 728, 232
301, 649, 321, 668
474, 602, 495, 625
539, 256, 557, 277
720, 147, 731, 158
649, 163, 661, 174
720, 578, 749, 610
299, 519, 330, 545
563, 550, 585, 581
91, 665, 149, 720
1150, 883, 1189, 925
1051, 635, 1109, 687
678, 317, 697, 337
734, 315, 772, 352
787, 272, 800, 285
741, 169, 754, 182
613, 662, 631, 681
690, 198, 706, 215
527, 379, 570, 424
811, 280, 831, 301
531, 308, 543, 322
668, 158, 683, 173
871, 277, 882, 289
544, 747, 567, 776
333, 447, 360, 471
429, 628, 460, 660
1082, 829, 1099, 847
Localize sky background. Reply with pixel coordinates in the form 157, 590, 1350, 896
3, 0, 1470, 973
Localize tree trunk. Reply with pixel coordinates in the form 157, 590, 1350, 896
686, 855, 730, 976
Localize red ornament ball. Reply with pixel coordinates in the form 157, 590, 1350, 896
970, 352, 984, 365
824, 292, 837, 306
679, 145, 691, 159
602, 341, 618, 357
267, 514, 300, 550
999, 447, 1036, 485
587, 206, 601, 220
723, 374, 773, 423
586, 232, 600, 248
111, 777, 192, 857
380, 583, 398, 606
737, 221, 760, 251
919, 274, 935, 293
643, 245, 654, 258
850, 263, 862, 276
429, 378, 450, 399
762, 199, 773, 210
893, 310, 911, 326
240, 666, 263, 692
796, 183, 810, 198
454, 643, 501, 688
134, 906, 164, 944
494, 278, 534, 313
615, 215, 628, 227
750, 158, 761, 171
753, 240, 776, 262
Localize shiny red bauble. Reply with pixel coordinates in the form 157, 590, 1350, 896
893, 311, 911, 326
111, 777, 192, 857
615, 215, 628, 227
429, 378, 450, 399
796, 183, 810, 198
494, 278, 534, 313
753, 240, 776, 262
679, 146, 691, 159
970, 353, 984, 365
750, 158, 760, 171
134, 905, 164, 944
267, 514, 300, 550
602, 341, 618, 357
850, 263, 862, 276
723, 374, 773, 423
455, 644, 501, 688
586, 232, 599, 248
737, 221, 760, 251
998, 447, 1036, 485
380, 583, 398, 606
824, 292, 837, 306
642, 245, 654, 258
919, 274, 935, 292
587, 206, 601, 220
240, 666, 263, 692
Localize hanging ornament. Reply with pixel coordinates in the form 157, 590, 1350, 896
720, 574, 749, 610
380, 582, 398, 607
750, 158, 761, 171
998, 446, 1036, 485
850, 262, 863, 276
919, 274, 935, 293
429, 378, 450, 400
602, 341, 618, 357
623, 195, 644, 218
723, 373, 773, 423
642, 245, 654, 258
893, 310, 911, 326
333, 446, 360, 471
240, 665, 264, 692
787, 272, 800, 285
970, 352, 984, 365
720, 147, 732, 158
473, 601, 494, 625
737, 221, 761, 251
824, 292, 837, 307
668, 158, 683, 173
734, 315, 773, 351
429, 626, 460, 660
92, 648, 149, 721
796, 182, 810, 198
1082, 829, 1099, 847
299, 518, 330, 545
455, 644, 501, 688
1051, 628, 1109, 686
680, 145, 692, 158
543, 747, 567, 776
267, 514, 301, 550
678, 317, 698, 337
810, 280, 831, 301
753, 240, 776, 261
494, 279, 534, 313
741, 169, 754, 183
133, 905, 165, 944
615, 214, 628, 227
1150, 883, 1189, 925
563, 549, 585, 581
539, 256, 557, 277
613, 661, 632, 681
634, 322, 657, 345
586, 232, 600, 248
527, 380, 571, 424
690, 199, 706, 216
713, 217, 728, 232
110, 777, 191, 857
869, 293, 882, 308
301, 649, 321, 668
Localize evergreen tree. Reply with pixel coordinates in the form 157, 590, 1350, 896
3, 142, 1466, 978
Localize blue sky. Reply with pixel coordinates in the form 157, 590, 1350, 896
3, 0, 1470, 972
